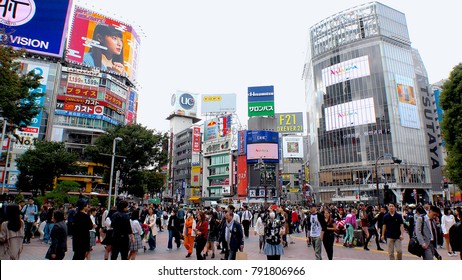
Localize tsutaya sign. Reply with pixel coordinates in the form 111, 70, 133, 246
321, 55, 371, 87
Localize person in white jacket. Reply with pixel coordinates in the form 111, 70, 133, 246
144, 207, 158, 251
441, 207, 456, 257
254, 209, 266, 253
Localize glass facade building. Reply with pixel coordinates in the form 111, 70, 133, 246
304, 2, 443, 204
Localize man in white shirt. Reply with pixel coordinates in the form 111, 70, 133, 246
241, 206, 253, 238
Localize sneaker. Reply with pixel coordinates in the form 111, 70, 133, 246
448, 252, 454, 257
166, 248, 172, 251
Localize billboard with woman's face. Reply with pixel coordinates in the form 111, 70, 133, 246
66, 6, 141, 82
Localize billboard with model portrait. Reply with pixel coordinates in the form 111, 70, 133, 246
66, 6, 141, 82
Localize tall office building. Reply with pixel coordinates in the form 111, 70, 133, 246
303, 2, 443, 204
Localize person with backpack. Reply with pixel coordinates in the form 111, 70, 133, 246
307, 204, 327, 260
415, 205, 442, 260
21, 198, 38, 244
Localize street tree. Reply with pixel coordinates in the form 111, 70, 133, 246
84, 124, 168, 195
16, 141, 78, 195
439, 63, 462, 189
0, 41, 44, 128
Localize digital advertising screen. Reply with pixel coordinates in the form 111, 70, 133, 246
66, 6, 141, 82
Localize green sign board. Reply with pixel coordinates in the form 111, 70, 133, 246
248, 101, 275, 117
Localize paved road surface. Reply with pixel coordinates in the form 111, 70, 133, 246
18, 227, 459, 260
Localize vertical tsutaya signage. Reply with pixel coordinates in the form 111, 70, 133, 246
282, 136, 304, 158
0, 0, 72, 57
396, 75, 420, 129
237, 155, 248, 196
192, 126, 201, 153
324, 98, 376, 131
66, 6, 141, 82
171, 91, 199, 117
321, 55, 371, 87
248, 85, 275, 117
201, 94, 237, 114
275, 112, 304, 133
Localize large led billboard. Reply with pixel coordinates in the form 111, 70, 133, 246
396, 75, 420, 129
282, 136, 304, 158
201, 94, 236, 114
247, 143, 279, 161
66, 6, 141, 82
0, 0, 72, 57
324, 98, 376, 131
321, 56, 371, 87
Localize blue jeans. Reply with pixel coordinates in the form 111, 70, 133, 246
167, 230, 180, 249
43, 222, 54, 243
148, 230, 156, 250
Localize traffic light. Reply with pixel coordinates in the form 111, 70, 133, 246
299, 166, 305, 181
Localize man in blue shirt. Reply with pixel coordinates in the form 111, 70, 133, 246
22, 198, 38, 243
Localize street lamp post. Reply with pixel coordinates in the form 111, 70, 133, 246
2, 137, 16, 195
375, 154, 401, 208
107, 137, 122, 210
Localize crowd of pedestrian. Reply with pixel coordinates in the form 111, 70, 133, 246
0, 196, 461, 261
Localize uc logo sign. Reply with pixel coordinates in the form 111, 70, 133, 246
179, 93, 195, 110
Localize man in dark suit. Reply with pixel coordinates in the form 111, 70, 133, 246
220, 208, 244, 260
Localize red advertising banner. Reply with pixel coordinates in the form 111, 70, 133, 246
237, 156, 248, 196
192, 127, 201, 153
104, 92, 124, 108
59, 102, 104, 115
66, 6, 141, 82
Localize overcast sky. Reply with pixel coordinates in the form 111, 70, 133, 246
76, 0, 462, 133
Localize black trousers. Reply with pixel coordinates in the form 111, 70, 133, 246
323, 236, 334, 260
364, 228, 380, 249
242, 220, 250, 237
72, 249, 87, 260
195, 236, 207, 260
24, 222, 34, 242
111, 236, 130, 260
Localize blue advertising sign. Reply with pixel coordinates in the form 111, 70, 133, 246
0, 0, 73, 57
248, 86, 274, 103
55, 110, 120, 125
245, 130, 279, 144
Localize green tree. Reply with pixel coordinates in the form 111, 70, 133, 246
16, 141, 78, 195
440, 63, 462, 189
84, 124, 168, 196
129, 169, 166, 197
0, 42, 44, 128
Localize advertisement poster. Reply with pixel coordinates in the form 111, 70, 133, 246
66, 6, 141, 82
0, 0, 72, 57
396, 75, 420, 129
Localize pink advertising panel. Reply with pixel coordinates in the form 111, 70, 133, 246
246, 143, 279, 160
66, 6, 141, 82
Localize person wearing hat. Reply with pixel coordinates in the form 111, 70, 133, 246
72, 199, 93, 260
307, 204, 327, 260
